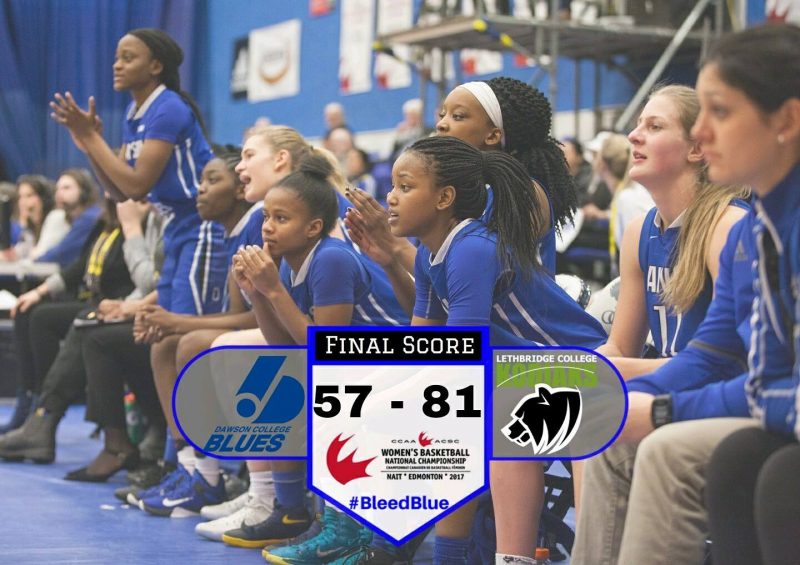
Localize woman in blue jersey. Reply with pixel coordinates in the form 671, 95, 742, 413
384, 136, 605, 565
572, 84, 750, 521
50, 28, 226, 316
130, 150, 265, 517
228, 155, 408, 558
572, 24, 800, 565
597, 85, 749, 379
693, 24, 800, 565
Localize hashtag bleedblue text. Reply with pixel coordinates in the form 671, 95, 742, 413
355, 495, 450, 511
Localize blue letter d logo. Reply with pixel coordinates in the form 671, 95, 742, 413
235, 356, 304, 423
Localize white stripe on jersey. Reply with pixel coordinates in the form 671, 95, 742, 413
424, 286, 438, 319
174, 145, 193, 199
202, 222, 212, 306
367, 293, 401, 325
492, 303, 526, 339
189, 225, 205, 314
508, 292, 558, 345
746, 293, 766, 421
355, 305, 373, 324
185, 138, 200, 191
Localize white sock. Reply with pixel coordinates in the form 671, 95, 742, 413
496, 554, 537, 565
194, 455, 220, 486
177, 445, 197, 476
249, 471, 275, 502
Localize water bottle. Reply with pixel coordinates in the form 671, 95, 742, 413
124, 390, 145, 445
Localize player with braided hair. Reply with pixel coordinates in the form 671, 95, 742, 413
375, 136, 605, 565
484, 76, 578, 234
345, 77, 576, 280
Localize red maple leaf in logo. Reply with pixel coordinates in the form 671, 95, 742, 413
326, 434, 376, 485
418, 432, 433, 447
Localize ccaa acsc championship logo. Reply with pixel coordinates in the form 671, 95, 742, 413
173, 347, 307, 458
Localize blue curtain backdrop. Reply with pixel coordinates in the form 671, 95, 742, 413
0, 0, 206, 181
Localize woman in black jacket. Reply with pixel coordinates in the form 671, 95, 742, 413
0, 197, 134, 456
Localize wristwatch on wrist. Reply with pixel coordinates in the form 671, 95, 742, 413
651, 394, 673, 428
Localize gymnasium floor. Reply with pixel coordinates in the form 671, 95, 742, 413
0, 401, 573, 564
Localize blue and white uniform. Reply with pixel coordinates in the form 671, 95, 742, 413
628, 217, 754, 420
122, 85, 227, 314
628, 170, 799, 437
413, 219, 605, 348
222, 202, 264, 311
744, 164, 800, 438
639, 207, 712, 357
279, 236, 409, 326
638, 200, 749, 357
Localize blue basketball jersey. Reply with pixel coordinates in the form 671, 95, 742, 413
413, 219, 605, 347
638, 207, 712, 357
279, 237, 409, 326
335, 192, 409, 323
123, 85, 226, 314
123, 85, 213, 235
222, 203, 264, 311
224, 203, 264, 259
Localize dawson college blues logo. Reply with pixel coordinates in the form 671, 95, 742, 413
173, 348, 308, 458
502, 384, 582, 455
235, 356, 304, 423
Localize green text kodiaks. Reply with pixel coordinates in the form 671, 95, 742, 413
495, 361, 597, 388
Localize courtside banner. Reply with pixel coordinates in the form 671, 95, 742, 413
492, 347, 628, 460
173, 346, 307, 459
307, 326, 491, 545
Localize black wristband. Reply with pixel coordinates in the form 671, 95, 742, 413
651, 394, 673, 428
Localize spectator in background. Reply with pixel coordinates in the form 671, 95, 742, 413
322, 101, 351, 151
323, 101, 347, 133
581, 130, 614, 212
1, 175, 70, 262
345, 147, 377, 199
562, 137, 594, 204
242, 116, 271, 143
391, 98, 427, 158
35, 169, 101, 268
0, 181, 18, 249
0, 196, 136, 438
326, 126, 355, 171
557, 133, 614, 263
593, 133, 655, 264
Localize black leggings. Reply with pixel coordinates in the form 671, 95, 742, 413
82, 322, 163, 430
14, 301, 84, 394
706, 425, 800, 565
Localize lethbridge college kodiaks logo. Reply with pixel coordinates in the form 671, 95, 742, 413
235, 356, 304, 423
327, 434, 376, 485
502, 384, 582, 455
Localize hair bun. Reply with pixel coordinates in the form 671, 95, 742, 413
297, 150, 334, 181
